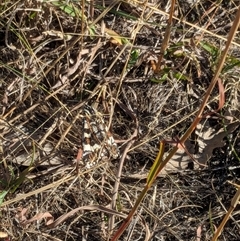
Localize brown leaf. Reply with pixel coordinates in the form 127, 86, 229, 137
23, 212, 54, 226
46, 205, 126, 229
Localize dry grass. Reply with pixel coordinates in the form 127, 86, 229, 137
0, 0, 240, 240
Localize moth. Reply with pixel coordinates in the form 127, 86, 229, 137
80, 105, 119, 169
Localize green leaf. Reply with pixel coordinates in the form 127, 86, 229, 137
174, 71, 190, 81
127, 49, 140, 69
0, 190, 9, 205
223, 56, 240, 72
200, 42, 220, 62
51, 1, 84, 19
10, 142, 35, 193
147, 142, 165, 185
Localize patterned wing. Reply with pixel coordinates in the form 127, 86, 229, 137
82, 105, 119, 168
